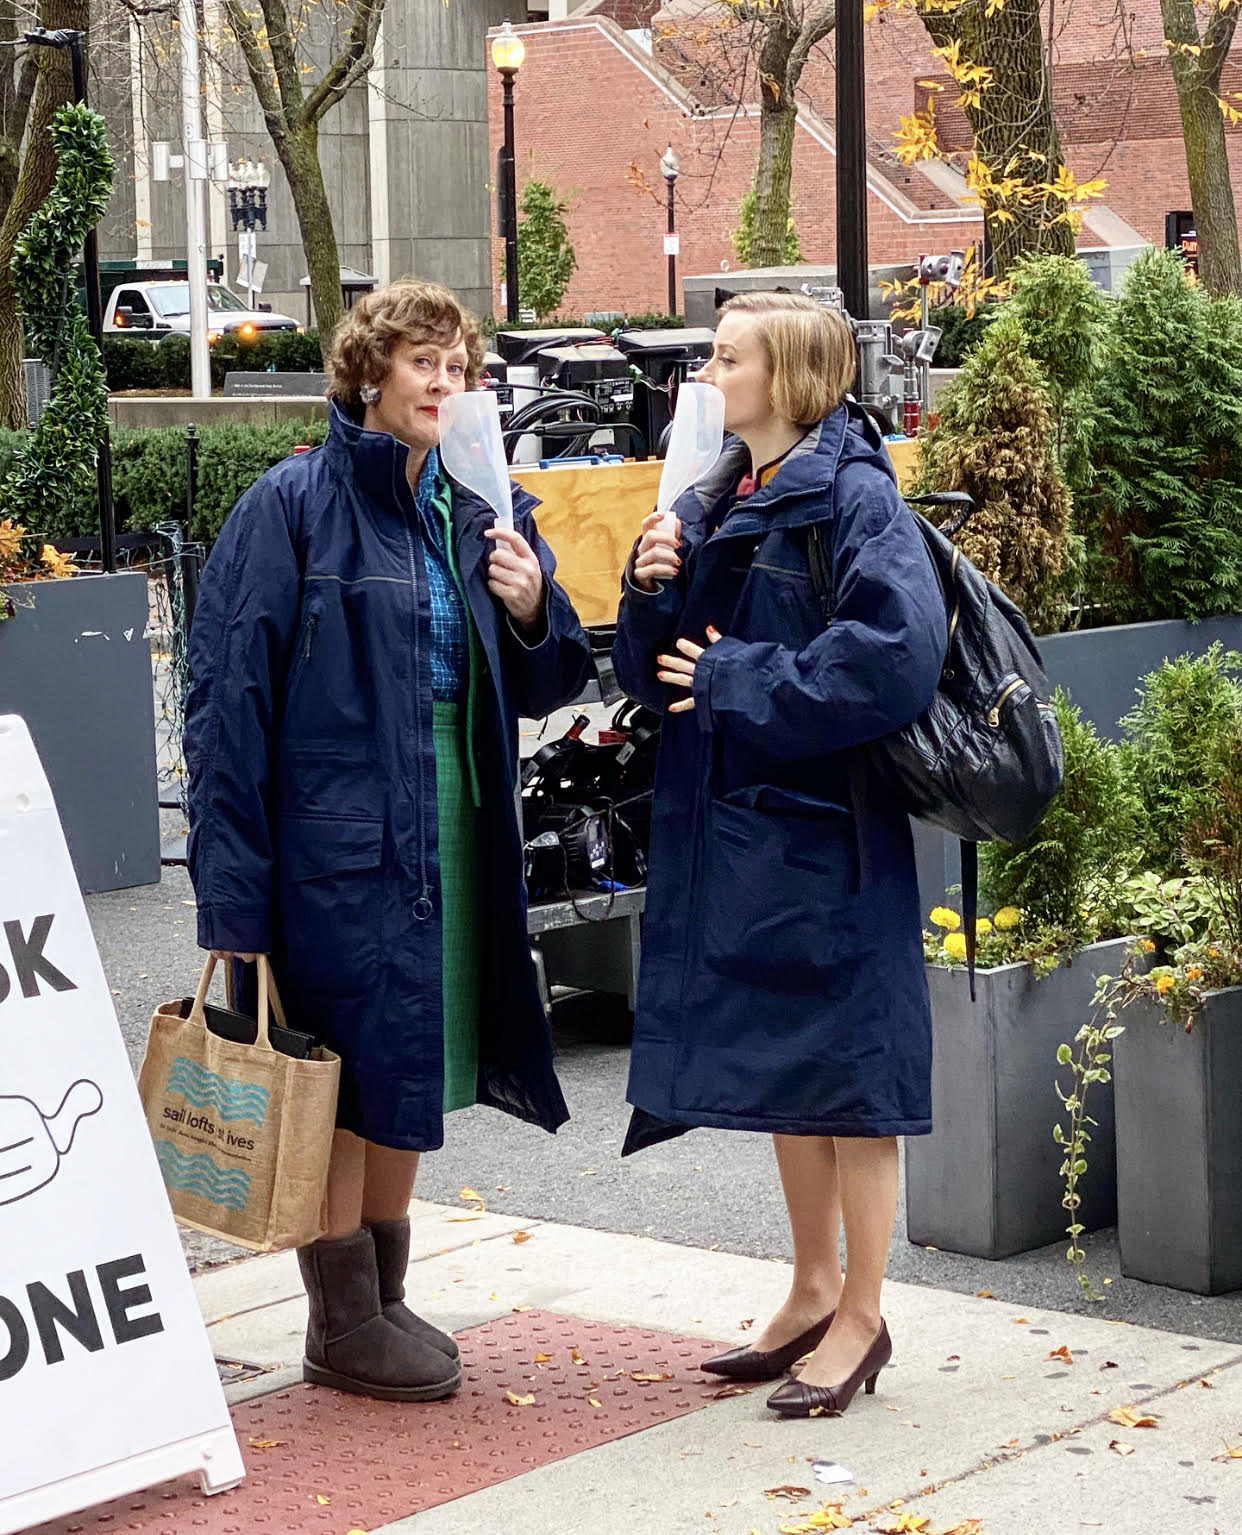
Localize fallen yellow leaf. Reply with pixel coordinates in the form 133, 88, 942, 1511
1109, 1405, 1160, 1429
506, 1391, 536, 1406
460, 1186, 484, 1202
976, 1289, 996, 1299
1110, 1439, 1135, 1456
513, 1305, 533, 1313
533, 1352, 552, 1363
875, 1515, 929, 1534
248, 1437, 285, 1449
1200, 1377, 1216, 1388
765, 1485, 812, 1500
941, 1522, 984, 1535
1048, 1344, 1074, 1364
571, 1347, 585, 1364
709, 1383, 755, 1398
315, 1494, 330, 1505
513, 1230, 532, 1243
632, 1370, 674, 1382
588, 1396, 602, 1407
1013, 1317, 1030, 1324
998, 1437, 1019, 1449
1213, 1439, 1242, 1460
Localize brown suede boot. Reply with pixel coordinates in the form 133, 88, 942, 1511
297, 1227, 461, 1401
368, 1218, 460, 1361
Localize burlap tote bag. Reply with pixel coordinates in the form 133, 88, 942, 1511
138, 954, 340, 1251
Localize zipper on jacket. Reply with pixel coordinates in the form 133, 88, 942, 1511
398, 461, 434, 922
302, 610, 318, 663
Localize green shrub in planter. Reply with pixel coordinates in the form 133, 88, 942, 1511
1080, 249, 1242, 624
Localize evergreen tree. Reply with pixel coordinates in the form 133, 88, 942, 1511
915, 313, 1072, 634
515, 180, 577, 320
1080, 249, 1242, 623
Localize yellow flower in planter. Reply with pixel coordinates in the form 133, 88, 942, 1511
943, 932, 968, 961
994, 906, 1021, 930
1186, 966, 1203, 981
1141, 938, 1157, 953
930, 906, 961, 930
975, 917, 993, 936
1155, 973, 1176, 996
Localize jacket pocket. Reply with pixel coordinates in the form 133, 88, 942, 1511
701, 793, 860, 990
280, 815, 384, 881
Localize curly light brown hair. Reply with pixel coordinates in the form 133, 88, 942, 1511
327, 279, 487, 404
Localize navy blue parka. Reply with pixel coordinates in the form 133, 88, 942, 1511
185, 401, 594, 1151
613, 404, 947, 1141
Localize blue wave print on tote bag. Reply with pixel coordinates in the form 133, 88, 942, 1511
166, 1056, 271, 1125
154, 1139, 253, 1211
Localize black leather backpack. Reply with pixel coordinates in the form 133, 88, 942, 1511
807, 490, 1065, 990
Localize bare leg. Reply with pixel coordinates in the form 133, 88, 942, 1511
323, 1129, 367, 1239
794, 1135, 898, 1388
322, 1132, 421, 1236
751, 1134, 844, 1351
362, 1143, 422, 1224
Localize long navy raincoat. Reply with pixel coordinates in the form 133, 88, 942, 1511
185, 401, 594, 1151
613, 404, 947, 1142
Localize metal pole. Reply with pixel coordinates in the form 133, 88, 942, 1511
835, 0, 868, 321
666, 177, 677, 317
502, 70, 519, 323
64, 34, 117, 575
179, 0, 211, 399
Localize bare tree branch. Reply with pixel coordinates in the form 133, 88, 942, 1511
301, 0, 380, 123
222, 0, 285, 139
256, 0, 304, 120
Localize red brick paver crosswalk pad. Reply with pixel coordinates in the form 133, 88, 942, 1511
29, 1311, 738, 1534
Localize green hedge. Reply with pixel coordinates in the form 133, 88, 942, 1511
0, 417, 329, 543
103, 329, 324, 392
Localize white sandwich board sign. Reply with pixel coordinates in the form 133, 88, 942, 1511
0, 715, 244, 1534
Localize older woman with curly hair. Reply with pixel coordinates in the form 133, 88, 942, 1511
184, 279, 592, 1402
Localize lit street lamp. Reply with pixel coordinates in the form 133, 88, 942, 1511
491, 20, 525, 324
660, 144, 680, 318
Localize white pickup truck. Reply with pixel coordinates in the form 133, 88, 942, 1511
103, 280, 302, 339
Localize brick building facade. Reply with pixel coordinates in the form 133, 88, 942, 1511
489, 0, 1240, 318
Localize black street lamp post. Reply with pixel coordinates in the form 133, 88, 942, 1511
660, 144, 680, 317
834, 0, 868, 322
23, 27, 116, 573
491, 21, 525, 324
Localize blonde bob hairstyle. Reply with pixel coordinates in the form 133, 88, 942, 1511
328, 279, 487, 405
717, 291, 856, 427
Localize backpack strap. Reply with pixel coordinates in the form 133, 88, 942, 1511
961, 839, 978, 1003
806, 523, 836, 622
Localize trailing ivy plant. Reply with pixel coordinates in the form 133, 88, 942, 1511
0, 103, 114, 540
732, 187, 802, 266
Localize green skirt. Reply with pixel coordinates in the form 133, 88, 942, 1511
433, 700, 481, 1113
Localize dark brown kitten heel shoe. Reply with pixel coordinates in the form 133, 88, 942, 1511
700, 1311, 836, 1382
765, 1319, 892, 1418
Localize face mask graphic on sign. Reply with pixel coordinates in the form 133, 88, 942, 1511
0, 1081, 103, 1205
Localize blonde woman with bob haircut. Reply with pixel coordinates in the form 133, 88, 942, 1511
185, 279, 592, 1403
613, 292, 947, 1420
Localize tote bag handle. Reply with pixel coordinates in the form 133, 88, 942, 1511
190, 953, 288, 1051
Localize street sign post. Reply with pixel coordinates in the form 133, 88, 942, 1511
0, 716, 244, 1535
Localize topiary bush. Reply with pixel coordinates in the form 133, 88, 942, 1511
914, 312, 1073, 634
0, 104, 115, 538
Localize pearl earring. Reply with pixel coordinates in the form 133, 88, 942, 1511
359, 384, 381, 405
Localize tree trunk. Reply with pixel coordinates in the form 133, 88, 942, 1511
751, 95, 797, 267
280, 125, 344, 356
0, 0, 79, 431
921, 0, 1073, 275
1162, 0, 1242, 298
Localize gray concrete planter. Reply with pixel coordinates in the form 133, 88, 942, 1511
1115, 987, 1242, 1294
0, 572, 158, 892
906, 937, 1129, 1259
916, 614, 1242, 908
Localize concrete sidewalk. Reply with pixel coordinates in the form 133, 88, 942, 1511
198, 1202, 1242, 1535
